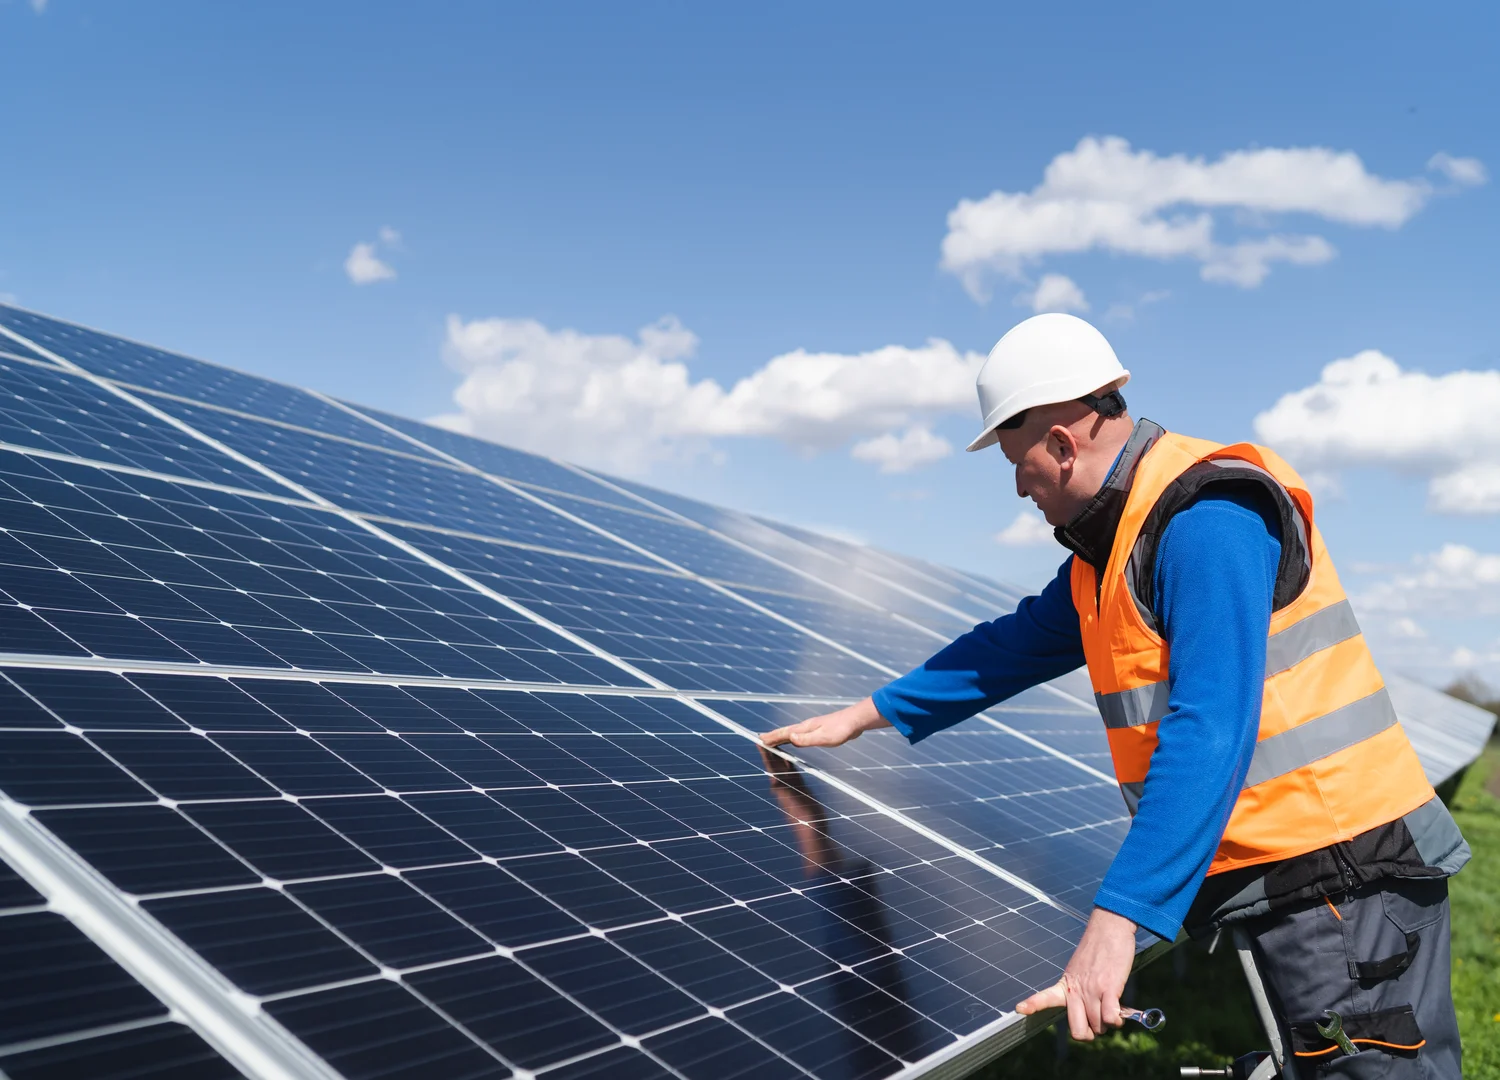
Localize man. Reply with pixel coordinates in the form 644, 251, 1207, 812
761, 314, 1467, 1077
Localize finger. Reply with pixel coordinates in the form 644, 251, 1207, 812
1015, 982, 1066, 1015
788, 719, 836, 747
1065, 987, 1092, 1042
759, 727, 787, 747
1101, 991, 1123, 1029
1082, 986, 1104, 1036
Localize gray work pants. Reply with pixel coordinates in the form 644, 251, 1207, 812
1242, 877, 1460, 1079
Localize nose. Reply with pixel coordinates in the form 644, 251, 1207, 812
1014, 465, 1027, 499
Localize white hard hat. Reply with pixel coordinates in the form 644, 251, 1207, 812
965, 313, 1130, 452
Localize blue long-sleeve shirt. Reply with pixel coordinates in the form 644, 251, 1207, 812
872, 488, 1281, 941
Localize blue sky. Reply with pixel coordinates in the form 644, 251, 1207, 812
4, 2, 1499, 686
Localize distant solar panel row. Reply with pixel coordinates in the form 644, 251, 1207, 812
0, 303, 1485, 1080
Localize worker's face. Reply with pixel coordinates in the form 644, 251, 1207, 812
996, 421, 1079, 526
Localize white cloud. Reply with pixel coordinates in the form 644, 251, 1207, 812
1450, 646, 1480, 668
1198, 234, 1335, 287
995, 510, 1057, 547
1254, 350, 1500, 513
433, 314, 985, 474
1016, 273, 1089, 313
344, 242, 396, 285
1358, 544, 1500, 617
941, 136, 1480, 299
344, 227, 402, 285
850, 426, 953, 473
1428, 152, 1488, 187
1390, 617, 1427, 640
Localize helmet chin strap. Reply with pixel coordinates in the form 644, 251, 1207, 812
1077, 388, 1127, 419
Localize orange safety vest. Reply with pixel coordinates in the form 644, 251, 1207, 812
1070, 430, 1435, 875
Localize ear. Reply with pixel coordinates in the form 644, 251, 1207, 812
1047, 424, 1081, 473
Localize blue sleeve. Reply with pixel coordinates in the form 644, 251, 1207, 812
1092, 487, 1281, 941
871, 559, 1085, 743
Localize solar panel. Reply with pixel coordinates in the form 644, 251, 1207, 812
1385, 671, 1496, 787
0, 302, 1485, 1080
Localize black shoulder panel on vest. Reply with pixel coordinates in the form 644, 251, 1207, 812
1128, 462, 1311, 630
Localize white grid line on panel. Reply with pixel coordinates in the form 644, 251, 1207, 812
122, 384, 451, 469
0, 1015, 179, 1061
0, 348, 63, 374
0, 799, 342, 1080
350, 511, 674, 575
0, 437, 323, 511
0, 652, 850, 703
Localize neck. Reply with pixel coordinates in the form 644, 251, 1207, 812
1064, 415, 1135, 516
1054, 417, 1165, 571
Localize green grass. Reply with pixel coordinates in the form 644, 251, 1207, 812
1450, 741, 1500, 1076
973, 740, 1500, 1078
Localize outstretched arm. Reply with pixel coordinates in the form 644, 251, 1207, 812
761, 558, 1084, 749
759, 696, 889, 748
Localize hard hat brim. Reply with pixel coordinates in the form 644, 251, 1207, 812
963, 370, 1130, 453
964, 426, 1001, 454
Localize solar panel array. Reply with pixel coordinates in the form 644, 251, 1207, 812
0, 303, 1482, 1080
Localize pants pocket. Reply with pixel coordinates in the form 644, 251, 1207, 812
1379, 877, 1447, 934
1339, 882, 1441, 982
1289, 1005, 1425, 1079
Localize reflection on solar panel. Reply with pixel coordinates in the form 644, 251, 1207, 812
0, 303, 1485, 1080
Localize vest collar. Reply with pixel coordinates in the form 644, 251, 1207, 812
1053, 418, 1166, 571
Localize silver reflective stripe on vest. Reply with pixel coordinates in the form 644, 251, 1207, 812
1265, 599, 1362, 677
1242, 687, 1398, 788
1097, 680, 1170, 729
1120, 781, 1145, 815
